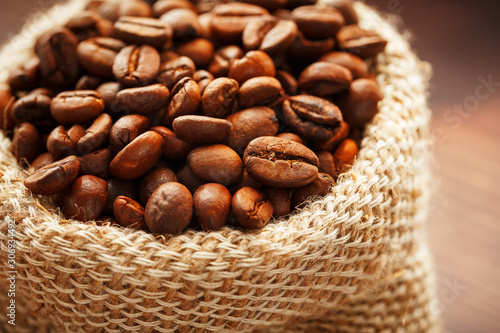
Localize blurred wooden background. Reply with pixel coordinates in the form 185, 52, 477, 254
1, 1, 499, 332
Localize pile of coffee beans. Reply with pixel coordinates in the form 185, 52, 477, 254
1, 0, 386, 234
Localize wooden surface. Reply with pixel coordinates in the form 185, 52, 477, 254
1, 1, 500, 332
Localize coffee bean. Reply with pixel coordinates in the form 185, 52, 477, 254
287, 31, 335, 61
110, 131, 163, 180
282, 95, 343, 141
239, 0, 287, 11
153, 0, 196, 17
228, 50, 275, 85
139, 167, 178, 205
115, 84, 170, 116
197, 11, 214, 39
187, 144, 243, 186
156, 56, 196, 89
97, 82, 121, 112
173, 115, 232, 144
160, 8, 200, 40
225, 107, 279, 155
175, 38, 214, 68
276, 132, 303, 144
75, 76, 103, 91
323, 0, 358, 24
242, 16, 297, 55
200, 77, 239, 118
78, 148, 112, 178
333, 138, 358, 173
291, 5, 344, 40
51, 90, 105, 125
336, 78, 383, 128
8, 58, 39, 91
177, 164, 206, 193
232, 187, 274, 229
264, 187, 292, 217
238, 76, 283, 109
65, 11, 111, 42
113, 45, 161, 87
105, 178, 138, 215
109, 114, 151, 152
162, 77, 201, 126
319, 51, 369, 79
118, 0, 153, 18
151, 126, 195, 160
64, 175, 108, 221
115, 16, 173, 48
291, 173, 335, 208
193, 70, 214, 94
276, 70, 298, 96
77, 37, 126, 78
228, 169, 262, 194
160, 50, 180, 63
193, 183, 232, 231
113, 196, 146, 229
1, 99, 16, 131
12, 123, 41, 165
337, 25, 387, 58
35, 27, 80, 89
311, 120, 349, 151
298, 62, 352, 96
46, 124, 85, 159
31, 152, 54, 171
97, 2, 120, 21
211, 3, 270, 43
243, 136, 319, 188
316, 151, 337, 179
24, 155, 80, 195
77, 113, 113, 155
145, 182, 193, 234
209, 45, 244, 78
12, 93, 52, 125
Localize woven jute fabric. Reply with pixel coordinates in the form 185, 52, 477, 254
0, 1, 439, 332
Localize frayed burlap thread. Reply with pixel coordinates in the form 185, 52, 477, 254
0, 1, 439, 332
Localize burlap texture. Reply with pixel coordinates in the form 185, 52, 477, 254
0, 1, 439, 332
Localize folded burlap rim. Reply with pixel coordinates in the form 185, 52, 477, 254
0, 1, 437, 332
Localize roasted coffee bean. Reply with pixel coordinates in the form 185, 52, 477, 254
78, 148, 112, 178
209, 45, 244, 78
282, 95, 343, 141
109, 131, 163, 180
243, 136, 319, 188
225, 107, 279, 155
12, 123, 41, 165
173, 115, 232, 144
12, 93, 52, 125
291, 5, 344, 40
113, 196, 146, 229
187, 144, 243, 186
118, 0, 153, 18
77, 113, 112, 155
276, 132, 303, 144
0, 90, 13, 130
228, 50, 276, 85
175, 38, 214, 68
77, 37, 126, 78
333, 138, 358, 173
1, 100, 16, 131
97, 82, 121, 111
287, 31, 335, 61
298, 62, 352, 96
337, 78, 383, 128
35, 27, 80, 89
75, 76, 103, 91
114, 84, 170, 116
151, 126, 195, 160
311, 120, 349, 151
337, 25, 387, 58
109, 114, 151, 152
319, 51, 369, 79
97, 1, 120, 21
115, 16, 173, 49
316, 151, 337, 179
24, 156, 80, 195
232, 187, 274, 229
64, 175, 108, 221
113, 45, 161, 87
105, 178, 138, 215
145, 182, 193, 234
160, 8, 200, 40
200, 77, 239, 118
291, 173, 335, 208
156, 56, 196, 89
160, 50, 180, 63
153, 0, 196, 17
193, 183, 232, 231
139, 167, 178, 205
46, 124, 85, 159
177, 164, 206, 193
228, 169, 262, 194
276, 70, 298, 96
162, 77, 201, 126
193, 70, 214, 94
242, 16, 297, 55
239, 0, 287, 11
31, 152, 54, 171
51, 90, 104, 125
264, 187, 292, 217
211, 3, 270, 43
197, 11, 214, 39
8, 58, 39, 92
65, 11, 111, 42
238, 76, 283, 109
323, 0, 358, 24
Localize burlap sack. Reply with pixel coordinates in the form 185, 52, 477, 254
0, 1, 440, 332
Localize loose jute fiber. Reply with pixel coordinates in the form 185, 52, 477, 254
0, 1, 440, 332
